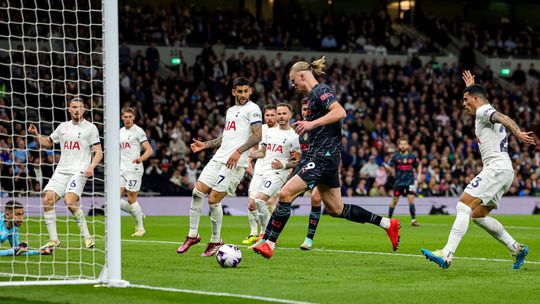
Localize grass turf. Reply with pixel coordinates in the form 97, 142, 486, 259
1, 214, 539, 303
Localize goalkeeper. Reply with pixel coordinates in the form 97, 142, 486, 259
0, 201, 51, 256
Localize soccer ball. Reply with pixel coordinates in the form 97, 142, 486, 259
216, 244, 242, 268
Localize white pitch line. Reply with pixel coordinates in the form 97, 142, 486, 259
129, 283, 315, 304
122, 239, 540, 265
420, 223, 540, 230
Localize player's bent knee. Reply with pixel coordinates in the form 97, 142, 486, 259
192, 188, 206, 199
248, 199, 257, 211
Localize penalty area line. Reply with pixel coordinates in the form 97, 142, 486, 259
129, 283, 315, 304
122, 238, 540, 265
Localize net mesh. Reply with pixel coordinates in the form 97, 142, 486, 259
0, 0, 105, 282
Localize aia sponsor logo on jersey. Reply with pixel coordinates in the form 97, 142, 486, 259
225, 120, 237, 131
267, 143, 283, 153
120, 142, 131, 149
63, 141, 80, 150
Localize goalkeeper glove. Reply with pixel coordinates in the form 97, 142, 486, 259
14, 242, 28, 256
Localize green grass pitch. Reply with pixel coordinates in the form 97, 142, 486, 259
1, 214, 539, 303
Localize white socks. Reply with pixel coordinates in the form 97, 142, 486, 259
379, 217, 390, 230
249, 209, 262, 229
121, 199, 144, 230
247, 212, 258, 236
473, 216, 519, 252
73, 208, 91, 238
443, 202, 472, 259
209, 203, 223, 243
44, 210, 58, 241
255, 199, 270, 230
188, 188, 205, 238
130, 202, 144, 230
120, 199, 132, 213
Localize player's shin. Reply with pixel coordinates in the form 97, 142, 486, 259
263, 202, 292, 248
255, 198, 269, 230
120, 199, 132, 213
189, 188, 205, 237
247, 212, 258, 236
473, 216, 519, 251
131, 201, 144, 230
209, 203, 223, 243
44, 210, 59, 241
339, 204, 389, 228
73, 208, 91, 238
442, 202, 472, 259
306, 205, 321, 240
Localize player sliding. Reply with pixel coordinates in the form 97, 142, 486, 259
177, 77, 262, 256
119, 107, 153, 237
252, 57, 400, 259
1, 201, 52, 256
28, 97, 102, 250
247, 103, 300, 241
384, 138, 422, 226
243, 104, 277, 245
421, 70, 535, 269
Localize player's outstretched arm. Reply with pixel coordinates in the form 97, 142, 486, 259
293, 102, 346, 136
491, 112, 537, 145
226, 123, 262, 169
462, 70, 475, 87
27, 124, 53, 148
203, 137, 222, 149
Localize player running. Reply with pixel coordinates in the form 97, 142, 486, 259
421, 70, 535, 269
242, 104, 277, 245
119, 107, 154, 237
248, 103, 300, 239
1, 201, 52, 256
177, 77, 262, 256
384, 139, 422, 226
252, 57, 400, 259
28, 97, 102, 250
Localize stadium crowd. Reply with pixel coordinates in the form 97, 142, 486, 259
418, 15, 540, 58
118, 2, 443, 55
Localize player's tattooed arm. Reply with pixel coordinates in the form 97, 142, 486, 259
491, 112, 536, 145
237, 123, 262, 153
204, 137, 222, 149
248, 145, 266, 159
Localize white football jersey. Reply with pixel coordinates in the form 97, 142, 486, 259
260, 127, 301, 175
213, 101, 262, 168
475, 104, 512, 170
49, 119, 101, 174
120, 124, 148, 172
252, 124, 269, 175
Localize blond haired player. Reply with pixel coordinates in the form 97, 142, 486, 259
28, 97, 102, 249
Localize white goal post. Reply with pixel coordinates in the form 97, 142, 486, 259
0, 0, 124, 286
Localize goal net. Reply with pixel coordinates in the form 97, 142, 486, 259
0, 0, 122, 286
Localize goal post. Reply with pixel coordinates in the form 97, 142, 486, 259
103, 0, 126, 287
0, 0, 124, 287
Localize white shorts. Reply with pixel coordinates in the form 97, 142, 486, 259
44, 171, 87, 198
256, 172, 287, 198
248, 174, 265, 199
464, 168, 514, 208
120, 170, 144, 192
198, 159, 246, 196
